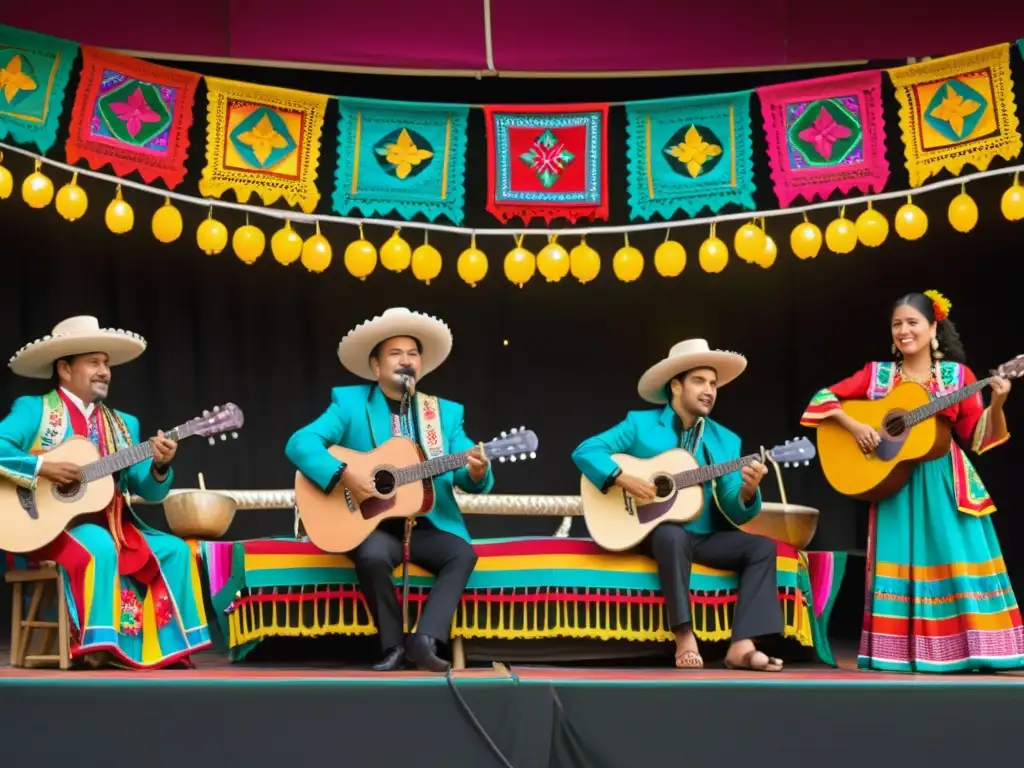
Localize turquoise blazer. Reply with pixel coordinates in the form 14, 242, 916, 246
572, 405, 761, 533
285, 384, 494, 543
0, 394, 174, 510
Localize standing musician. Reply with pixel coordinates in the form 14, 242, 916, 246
285, 308, 493, 672
572, 339, 784, 672
0, 316, 211, 669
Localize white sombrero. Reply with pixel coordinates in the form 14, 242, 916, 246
337, 307, 453, 381
637, 339, 747, 404
8, 316, 147, 380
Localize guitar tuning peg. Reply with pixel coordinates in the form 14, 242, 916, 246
785, 438, 790, 443
203, 410, 210, 417
511, 427, 518, 434
501, 431, 507, 437
213, 405, 220, 412
520, 425, 525, 431
208, 437, 215, 446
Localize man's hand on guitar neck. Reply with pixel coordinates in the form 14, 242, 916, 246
39, 460, 82, 485
615, 473, 657, 502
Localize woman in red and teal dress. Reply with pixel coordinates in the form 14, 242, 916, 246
800, 290, 1024, 673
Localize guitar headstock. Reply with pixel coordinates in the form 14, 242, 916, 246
765, 437, 816, 468
485, 426, 539, 464
175, 403, 245, 446
993, 355, 1024, 380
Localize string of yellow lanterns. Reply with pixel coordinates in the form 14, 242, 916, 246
3, 149, 1024, 287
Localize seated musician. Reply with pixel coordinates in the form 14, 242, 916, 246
0, 316, 211, 669
572, 339, 783, 672
285, 308, 493, 672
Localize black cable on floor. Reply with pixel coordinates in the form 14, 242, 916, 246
445, 668, 517, 768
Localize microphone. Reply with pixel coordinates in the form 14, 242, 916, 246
396, 366, 416, 395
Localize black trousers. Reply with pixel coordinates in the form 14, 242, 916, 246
641, 524, 783, 642
350, 518, 477, 651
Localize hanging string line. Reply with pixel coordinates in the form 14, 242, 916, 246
2, 140, 1019, 238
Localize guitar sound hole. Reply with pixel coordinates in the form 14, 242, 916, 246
883, 415, 906, 438
51, 481, 84, 502
652, 475, 675, 497
372, 469, 396, 496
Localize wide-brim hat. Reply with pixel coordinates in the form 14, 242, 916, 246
337, 307, 453, 381
8, 316, 147, 380
637, 339, 747, 404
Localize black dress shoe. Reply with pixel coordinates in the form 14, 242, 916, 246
371, 645, 406, 671
405, 633, 451, 673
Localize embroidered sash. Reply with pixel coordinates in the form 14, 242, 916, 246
414, 393, 445, 460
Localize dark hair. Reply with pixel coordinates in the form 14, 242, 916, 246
369, 336, 423, 360
892, 293, 966, 364
50, 355, 79, 387
664, 366, 717, 399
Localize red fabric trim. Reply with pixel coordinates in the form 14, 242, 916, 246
65, 47, 199, 189
484, 103, 609, 225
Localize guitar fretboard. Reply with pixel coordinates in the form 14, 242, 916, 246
903, 378, 990, 428
80, 426, 185, 482
394, 448, 475, 486
672, 452, 762, 490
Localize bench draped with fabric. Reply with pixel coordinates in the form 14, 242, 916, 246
200, 536, 846, 665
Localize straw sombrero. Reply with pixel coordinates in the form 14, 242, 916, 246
8, 316, 147, 380
637, 339, 747, 404
337, 307, 453, 381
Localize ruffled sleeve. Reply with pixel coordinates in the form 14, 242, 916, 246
799, 363, 874, 428
953, 365, 1010, 454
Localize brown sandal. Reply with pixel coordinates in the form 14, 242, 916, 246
675, 649, 705, 669
724, 649, 783, 672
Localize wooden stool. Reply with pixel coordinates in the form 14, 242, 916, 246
6, 562, 71, 670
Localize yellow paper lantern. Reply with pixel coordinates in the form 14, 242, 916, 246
271, 221, 303, 265
895, 199, 928, 240
55, 173, 88, 222
344, 224, 378, 280
151, 199, 183, 243
569, 239, 600, 284
855, 205, 889, 247
232, 223, 266, 265
825, 214, 856, 254
457, 235, 488, 287
733, 222, 766, 263
105, 186, 134, 234
380, 229, 412, 272
412, 241, 442, 284
1002, 182, 1024, 221
654, 238, 686, 277
301, 222, 333, 273
197, 211, 228, 255
790, 219, 822, 260
504, 237, 536, 287
754, 234, 777, 268
698, 228, 728, 274
948, 189, 978, 233
21, 160, 53, 209
537, 237, 570, 282
612, 235, 644, 282
0, 152, 13, 199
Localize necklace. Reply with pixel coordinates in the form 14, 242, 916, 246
897, 361, 934, 384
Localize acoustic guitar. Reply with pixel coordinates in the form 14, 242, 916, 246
815, 355, 1024, 502
579, 437, 816, 552
0, 404, 244, 553
295, 427, 540, 553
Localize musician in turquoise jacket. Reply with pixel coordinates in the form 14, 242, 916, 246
286, 308, 493, 673
572, 339, 785, 673
0, 316, 211, 670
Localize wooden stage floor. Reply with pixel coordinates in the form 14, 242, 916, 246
3, 642, 1024, 685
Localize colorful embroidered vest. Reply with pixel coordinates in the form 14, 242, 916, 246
868, 362, 994, 516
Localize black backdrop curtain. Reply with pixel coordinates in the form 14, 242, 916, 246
2, 52, 1023, 642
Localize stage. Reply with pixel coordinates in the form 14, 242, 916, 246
3, 645, 1022, 768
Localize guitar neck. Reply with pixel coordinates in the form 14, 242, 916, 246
672, 452, 761, 490
81, 426, 186, 482
393, 449, 474, 486
905, 378, 990, 427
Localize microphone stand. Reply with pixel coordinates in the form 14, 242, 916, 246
398, 374, 416, 635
